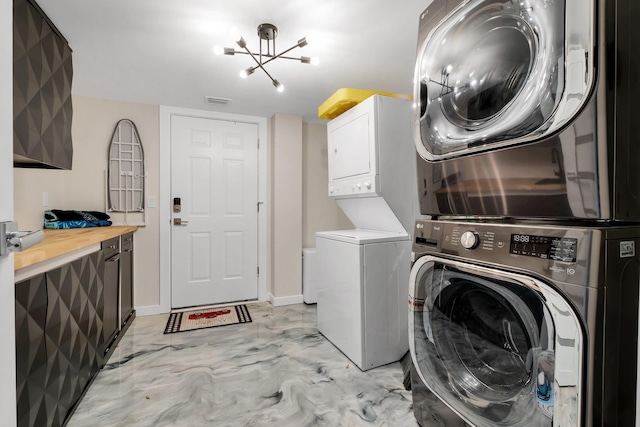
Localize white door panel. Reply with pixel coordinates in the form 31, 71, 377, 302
0, 0, 16, 421
171, 115, 258, 308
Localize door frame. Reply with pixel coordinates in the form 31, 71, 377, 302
159, 105, 268, 312
1, 0, 17, 422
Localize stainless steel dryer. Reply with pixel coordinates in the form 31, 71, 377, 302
408, 219, 640, 426
413, 0, 640, 220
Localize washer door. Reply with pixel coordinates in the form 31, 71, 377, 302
408, 256, 583, 426
414, 0, 594, 160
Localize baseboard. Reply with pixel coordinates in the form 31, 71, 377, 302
135, 305, 169, 316
268, 293, 304, 307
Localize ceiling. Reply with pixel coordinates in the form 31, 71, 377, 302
37, 0, 427, 123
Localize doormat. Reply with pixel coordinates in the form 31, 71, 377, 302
164, 304, 252, 334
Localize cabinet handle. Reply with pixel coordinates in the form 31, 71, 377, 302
123, 249, 133, 253
107, 255, 120, 262
108, 245, 117, 249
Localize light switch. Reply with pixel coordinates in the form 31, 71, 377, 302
43, 192, 49, 207
147, 195, 157, 208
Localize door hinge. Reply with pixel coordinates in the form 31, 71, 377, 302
257, 138, 260, 149
257, 201, 264, 212
257, 266, 260, 276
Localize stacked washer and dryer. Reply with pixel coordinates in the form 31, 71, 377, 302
315, 95, 418, 371
409, 0, 640, 426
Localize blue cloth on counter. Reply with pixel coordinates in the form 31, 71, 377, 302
44, 209, 112, 229
44, 220, 112, 229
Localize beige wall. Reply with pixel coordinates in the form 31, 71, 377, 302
302, 123, 352, 248
14, 96, 160, 308
14, 96, 349, 309
270, 113, 303, 301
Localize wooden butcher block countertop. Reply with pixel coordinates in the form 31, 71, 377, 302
14, 226, 138, 271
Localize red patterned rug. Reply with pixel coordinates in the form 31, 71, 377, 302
164, 304, 252, 334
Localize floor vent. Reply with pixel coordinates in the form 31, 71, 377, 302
204, 96, 231, 105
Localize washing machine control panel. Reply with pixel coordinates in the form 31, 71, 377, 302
413, 219, 597, 287
509, 234, 578, 262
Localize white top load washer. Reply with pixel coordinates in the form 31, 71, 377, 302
316, 230, 411, 371
316, 95, 417, 370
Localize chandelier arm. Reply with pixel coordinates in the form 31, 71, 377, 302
233, 51, 303, 62
242, 46, 280, 84
260, 44, 303, 66
243, 46, 266, 68
269, 55, 306, 61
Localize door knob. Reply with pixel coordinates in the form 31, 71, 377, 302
173, 218, 189, 225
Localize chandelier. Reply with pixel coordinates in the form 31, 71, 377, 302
214, 23, 319, 92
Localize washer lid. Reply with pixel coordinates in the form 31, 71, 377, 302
316, 228, 408, 244
413, 0, 594, 160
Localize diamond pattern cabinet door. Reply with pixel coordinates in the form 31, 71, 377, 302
44, 251, 104, 427
101, 248, 119, 361
120, 233, 134, 327
15, 273, 48, 427
13, 0, 73, 169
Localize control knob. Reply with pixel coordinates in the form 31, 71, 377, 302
460, 231, 479, 249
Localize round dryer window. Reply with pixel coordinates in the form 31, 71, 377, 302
413, 0, 594, 160
408, 256, 584, 426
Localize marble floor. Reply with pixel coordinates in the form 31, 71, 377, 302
68, 302, 420, 427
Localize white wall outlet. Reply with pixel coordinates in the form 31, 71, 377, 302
43, 192, 49, 207
147, 195, 157, 208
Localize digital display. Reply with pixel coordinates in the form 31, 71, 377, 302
509, 234, 578, 262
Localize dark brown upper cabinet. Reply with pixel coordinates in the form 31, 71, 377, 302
13, 0, 73, 169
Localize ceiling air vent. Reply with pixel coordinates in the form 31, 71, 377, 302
204, 96, 231, 105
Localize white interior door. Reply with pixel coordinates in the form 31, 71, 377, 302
1, 0, 16, 421
170, 115, 258, 308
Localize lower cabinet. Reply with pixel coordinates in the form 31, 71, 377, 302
15, 273, 48, 427
120, 232, 134, 327
16, 235, 134, 427
44, 251, 104, 426
102, 237, 119, 361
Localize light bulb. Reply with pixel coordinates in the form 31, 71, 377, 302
239, 67, 254, 79
213, 45, 224, 55
230, 27, 241, 43
273, 80, 284, 92
301, 56, 319, 66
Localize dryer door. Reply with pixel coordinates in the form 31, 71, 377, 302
408, 255, 583, 426
413, 0, 594, 160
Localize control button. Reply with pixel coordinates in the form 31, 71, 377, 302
357, 183, 361, 189
460, 231, 479, 249
329, 186, 334, 194
364, 181, 372, 189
